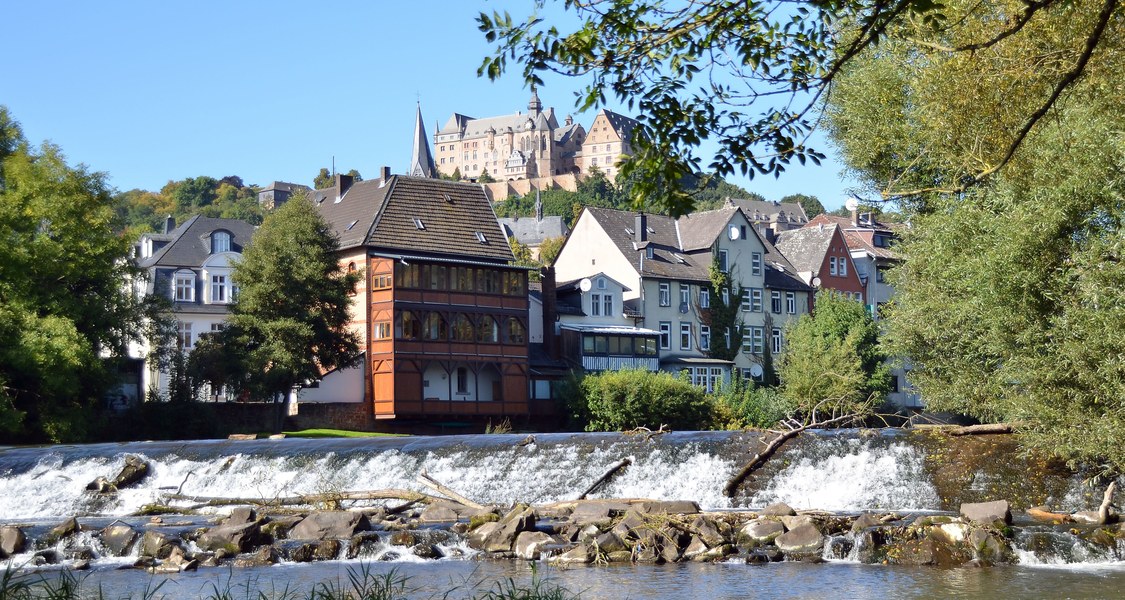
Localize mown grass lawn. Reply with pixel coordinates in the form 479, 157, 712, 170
281, 428, 407, 438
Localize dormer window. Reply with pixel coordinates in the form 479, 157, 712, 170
212, 231, 231, 254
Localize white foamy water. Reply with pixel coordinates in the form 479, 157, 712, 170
750, 439, 941, 511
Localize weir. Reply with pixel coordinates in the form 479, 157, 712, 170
0, 429, 1098, 521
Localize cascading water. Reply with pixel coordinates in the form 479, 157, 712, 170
0, 430, 1100, 521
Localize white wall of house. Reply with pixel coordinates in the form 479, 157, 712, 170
553, 211, 641, 300
297, 362, 365, 403
421, 363, 501, 402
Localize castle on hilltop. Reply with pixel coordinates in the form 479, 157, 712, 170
423, 91, 639, 200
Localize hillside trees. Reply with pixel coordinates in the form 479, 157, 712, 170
0, 107, 169, 442
480, 0, 1116, 214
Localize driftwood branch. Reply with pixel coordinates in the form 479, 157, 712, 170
417, 471, 486, 510
577, 457, 633, 500
1098, 481, 1117, 525
948, 423, 1016, 436
161, 489, 434, 509
723, 412, 861, 498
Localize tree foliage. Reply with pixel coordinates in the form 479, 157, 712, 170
537, 235, 566, 266
480, 0, 1114, 214
778, 291, 889, 415
0, 106, 168, 442
825, 0, 1125, 470
576, 369, 711, 431
780, 193, 825, 219
114, 174, 264, 236
218, 193, 361, 417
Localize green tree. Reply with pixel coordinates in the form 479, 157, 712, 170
778, 291, 889, 416
780, 194, 825, 219
577, 369, 711, 431
222, 192, 361, 430
703, 257, 744, 362
478, 169, 496, 183
0, 106, 169, 441
537, 235, 566, 266
480, 0, 1109, 214
313, 168, 333, 189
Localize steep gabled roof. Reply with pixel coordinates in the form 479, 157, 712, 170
774, 224, 838, 275
317, 175, 513, 263
138, 216, 256, 268
598, 109, 639, 141
409, 104, 436, 178
676, 206, 740, 251
762, 235, 816, 292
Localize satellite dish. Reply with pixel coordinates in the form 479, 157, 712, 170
728, 225, 740, 240
750, 364, 764, 378
812, 276, 822, 287
579, 278, 592, 292
845, 197, 860, 212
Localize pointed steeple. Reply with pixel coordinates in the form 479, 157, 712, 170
528, 86, 542, 116
535, 186, 543, 222
409, 102, 436, 178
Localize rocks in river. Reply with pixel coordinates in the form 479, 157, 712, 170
43, 517, 80, 546
288, 511, 371, 540
84, 455, 149, 494
100, 522, 138, 556
759, 502, 797, 517
140, 530, 181, 559
739, 518, 785, 544
197, 521, 266, 553
482, 504, 537, 553
0, 525, 27, 557
774, 523, 825, 558
960, 500, 1012, 525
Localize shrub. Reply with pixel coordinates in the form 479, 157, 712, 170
579, 369, 710, 431
710, 381, 793, 429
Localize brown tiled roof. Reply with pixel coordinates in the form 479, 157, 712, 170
727, 198, 809, 225
807, 214, 902, 260
360, 176, 513, 262
677, 206, 741, 251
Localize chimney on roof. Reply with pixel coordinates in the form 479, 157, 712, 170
380, 166, 391, 184
541, 266, 559, 359
635, 213, 647, 243
851, 206, 858, 227
163, 215, 175, 234
335, 174, 354, 199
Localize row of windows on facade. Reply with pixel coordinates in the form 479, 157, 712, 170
174, 322, 224, 350
657, 281, 799, 315
714, 250, 765, 278
388, 264, 526, 297
655, 322, 783, 355
173, 272, 236, 304
581, 334, 659, 357
373, 311, 527, 345
828, 256, 848, 277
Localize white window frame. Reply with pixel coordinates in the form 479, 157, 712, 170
590, 294, 602, 316
173, 271, 195, 302
786, 292, 796, 314
176, 321, 193, 350
699, 288, 710, 309
679, 322, 692, 351
210, 274, 229, 303
751, 288, 763, 312
700, 325, 710, 351
679, 284, 690, 306
603, 294, 613, 317
659, 322, 671, 350
829, 256, 838, 276
840, 256, 848, 277
718, 249, 729, 272
751, 252, 762, 276
212, 231, 231, 254
772, 328, 783, 354
741, 289, 750, 312
771, 290, 782, 313
659, 282, 671, 307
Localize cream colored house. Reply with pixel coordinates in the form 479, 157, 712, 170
575, 109, 639, 181
553, 206, 814, 390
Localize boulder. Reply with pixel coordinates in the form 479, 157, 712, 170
100, 523, 138, 557
568, 500, 630, 526
682, 535, 709, 560
960, 500, 1012, 525
232, 545, 278, 568
759, 502, 796, 517
690, 515, 727, 548
774, 523, 824, 556
197, 521, 264, 553
483, 505, 537, 553
739, 519, 785, 544
594, 531, 629, 554
112, 455, 149, 489
850, 514, 883, 532
141, 531, 181, 559
261, 516, 302, 540
514, 531, 554, 560
33, 549, 61, 565
288, 511, 371, 540
968, 528, 1010, 564
84, 476, 116, 494
346, 532, 382, 559
550, 540, 593, 564
632, 529, 664, 563
410, 543, 442, 559
44, 517, 79, 546
0, 526, 27, 557
225, 507, 257, 526
636, 500, 700, 515
420, 503, 461, 523
779, 515, 816, 531
467, 522, 501, 550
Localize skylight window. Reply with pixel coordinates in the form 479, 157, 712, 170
413, 218, 426, 230
346, 219, 359, 231
475, 231, 488, 243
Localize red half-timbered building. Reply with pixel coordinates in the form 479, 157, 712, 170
314, 171, 530, 423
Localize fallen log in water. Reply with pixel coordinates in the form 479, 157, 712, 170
723, 413, 862, 498
577, 457, 632, 500
417, 471, 486, 510
161, 489, 436, 509
948, 423, 1016, 436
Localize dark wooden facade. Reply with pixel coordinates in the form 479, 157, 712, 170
366, 256, 530, 419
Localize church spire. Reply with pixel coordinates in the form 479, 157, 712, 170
528, 86, 542, 116
409, 102, 436, 178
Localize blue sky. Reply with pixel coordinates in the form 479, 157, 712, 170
5, 1, 855, 210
